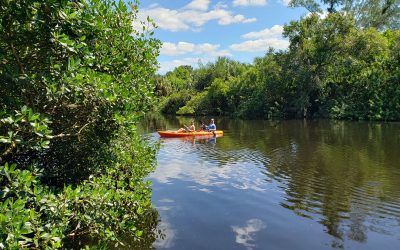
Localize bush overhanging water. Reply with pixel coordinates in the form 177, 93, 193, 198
0, 0, 160, 248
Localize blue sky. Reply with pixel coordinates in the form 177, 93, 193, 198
134, 0, 309, 73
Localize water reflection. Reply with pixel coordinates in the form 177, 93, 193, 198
66, 208, 162, 249
160, 135, 221, 147
266, 121, 400, 246
232, 219, 266, 250
152, 198, 179, 249
152, 137, 268, 192
140, 115, 400, 249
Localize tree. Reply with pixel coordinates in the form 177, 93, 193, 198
282, 13, 356, 117
157, 11, 399, 120
165, 65, 194, 91
343, 0, 400, 29
0, 0, 161, 248
290, 0, 400, 29
290, 0, 344, 13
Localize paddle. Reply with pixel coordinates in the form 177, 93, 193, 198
183, 124, 191, 132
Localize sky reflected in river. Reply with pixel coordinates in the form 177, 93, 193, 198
141, 116, 400, 249
232, 219, 266, 250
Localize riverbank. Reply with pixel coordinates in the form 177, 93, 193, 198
153, 13, 400, 121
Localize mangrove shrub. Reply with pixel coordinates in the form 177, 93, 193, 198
0, 0, 160, 248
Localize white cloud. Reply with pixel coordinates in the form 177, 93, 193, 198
159, 57, 203, 74
137, 3, 256, 32
159, 51, 233, 74
241, 25, 284, 39
243, 17, 257, 23
160, 41, 231, 57
137, 7, 188, 32
280, 0, 291, 6
230, 25, 289, 52
233, 0, 268, 6
185, 0, 211, 11
151, 146, 268, 190
158, 41, 232, 73
161, 42, 195, 55
230, 39, 289, 52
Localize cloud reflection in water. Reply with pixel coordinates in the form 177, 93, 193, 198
151, 138, 270, 193
154, 198, 177, 249
232, 219, 266, 250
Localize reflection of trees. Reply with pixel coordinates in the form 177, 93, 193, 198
140, 113, 181, 133
262, 120, 400, 245
65, 208, 163, 249
140, 113, 218, 134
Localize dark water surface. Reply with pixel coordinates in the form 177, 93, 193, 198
141, 116, 400, 250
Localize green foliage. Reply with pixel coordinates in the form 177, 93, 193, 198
282, 13, 357, 117
0, 106, 52, 155
1, 0, 160, 248
343, 0, 400, 30
0, 133, 157, 249
153, 66, 194, 97
0, 163, 65, 249
194, 57, 247, 91
290, 0, 337, 13
290, 0, 400, 29
166, 65, 194, 91
196, 78, 230, 115
177, 91, 209, 115
160, 57, 250, 116
157, 13, 400, 121
160, 90, 194, 114
325, 28, 400, 120
177, 78, 236, 116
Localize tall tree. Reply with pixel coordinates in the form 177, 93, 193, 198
290, 0, 344, 13
343, 0, 400, 29
290, 0, 400, 29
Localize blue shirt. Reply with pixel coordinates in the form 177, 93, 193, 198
208, 123, 216, 131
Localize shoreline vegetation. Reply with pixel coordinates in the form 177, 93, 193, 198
0, 0, 399, 249
154, 6, 399, 121
1, 0, 160, 248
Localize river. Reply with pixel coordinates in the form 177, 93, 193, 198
140, 115, 400, 250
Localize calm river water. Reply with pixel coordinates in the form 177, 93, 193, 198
140, 116, 400, 250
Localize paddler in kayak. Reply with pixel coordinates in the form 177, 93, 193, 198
207, 118, 216, 132
199, 121, 208, 131
177, 119, 195, 132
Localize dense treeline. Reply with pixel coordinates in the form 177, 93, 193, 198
157, 11, 400, 120
0, 0, 160, 248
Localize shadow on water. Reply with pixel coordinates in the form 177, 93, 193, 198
139, 114, 400, 249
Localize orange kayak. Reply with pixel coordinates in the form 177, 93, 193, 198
158, 130, 223, 138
